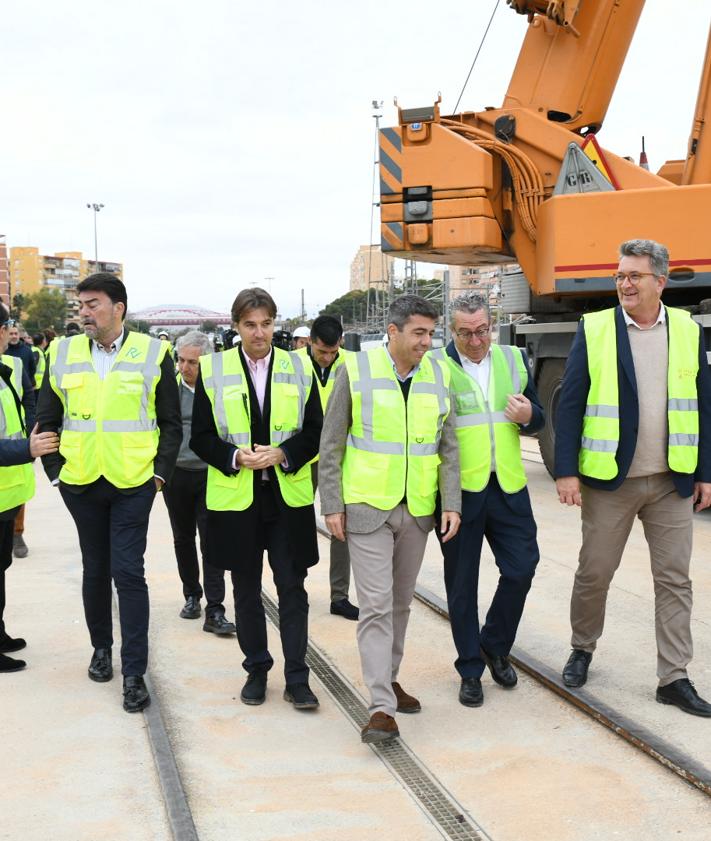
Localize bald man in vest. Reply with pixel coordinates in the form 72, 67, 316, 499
555, 239, 711, 716
37, 273, 182, 713
432, 292, 544, 708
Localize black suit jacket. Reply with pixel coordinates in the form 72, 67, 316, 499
36, 333, 182, 493
554, 305, 711, 496
444, 341, 545, 520
190, 346, 323, 571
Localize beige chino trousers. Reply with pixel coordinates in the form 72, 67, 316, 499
571, 473, 694, 686
347, 505, 429, 716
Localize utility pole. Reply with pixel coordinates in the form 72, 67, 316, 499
443, 269, 451, 344
86, 203, 104, 269
300, 288, 306, 321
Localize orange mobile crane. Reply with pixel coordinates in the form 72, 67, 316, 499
379, 0, 711, 471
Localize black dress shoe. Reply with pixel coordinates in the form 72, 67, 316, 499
0, 633, 27, 653
481, 646, 517, 688
0, 652, 26, 672
179, 596, 201, 619
656, 678, 711, 717
203, 613, 236, 635
459, 677, 484, 707
562, 649, 592, 688
240, 671, 268, 705
123, 676, 151, 713
330, 598, 359, 621
88, 648, 113, 683
284, 682, 319, 710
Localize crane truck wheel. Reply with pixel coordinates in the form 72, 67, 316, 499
536, 358, 566, 478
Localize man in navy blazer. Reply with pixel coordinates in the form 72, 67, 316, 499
435, 292, 544, 708
555, 239, 711, 717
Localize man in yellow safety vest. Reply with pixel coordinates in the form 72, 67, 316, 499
37, 273, 182, 713
319, 295, 461, 744
0, 302, 59, 673
555, 239, 711, 716
431, 292, 544, 708
296, 315, 359, 621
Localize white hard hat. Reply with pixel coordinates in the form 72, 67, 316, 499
158, 330, 169, 338
293, 326, 310, 338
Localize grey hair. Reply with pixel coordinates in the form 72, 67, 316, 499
175, 330, 212, 356
449, 291, 490, 326
619, 239, 669, 277
388, 294, 438, 331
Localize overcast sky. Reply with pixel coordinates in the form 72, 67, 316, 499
1, 0, 708, 318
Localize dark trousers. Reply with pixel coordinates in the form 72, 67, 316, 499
61, 478, 157, 676
439, 475, 539, 679
162, 466, 229, 616
232, 482, 309, 684
0, 519, 14, 637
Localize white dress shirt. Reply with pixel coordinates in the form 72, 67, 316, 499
459, 348, 492, 399
91, 329, 124, 380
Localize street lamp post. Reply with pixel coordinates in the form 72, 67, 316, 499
86, 203, 104, 270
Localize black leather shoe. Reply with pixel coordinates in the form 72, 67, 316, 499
0, 652, 26, 672
330, 598, 359, 621
0, 633, 27, 653
562, 649, 592, 688
459, 677, 484, 707
88, 648, 113, 683
284, 682, 319, 709
123, 676, 150, 713
656, 678, 711, 717
203, 613, 236, 635
481, 646, 517, 688
12, 534, 28, 558
179, 596, 201, 619
240, 671, 268, 705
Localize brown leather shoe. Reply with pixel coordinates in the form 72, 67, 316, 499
392, 681, 421, 714
361, 712, 399, 743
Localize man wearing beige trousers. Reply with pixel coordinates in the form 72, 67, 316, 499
319, 295, 461, 743
555, 238, 711, 716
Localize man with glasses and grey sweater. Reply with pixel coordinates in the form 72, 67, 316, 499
163, 331, 236, 635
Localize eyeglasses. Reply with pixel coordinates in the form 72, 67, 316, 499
455, 326, 490, 341
612, 272, 658, 285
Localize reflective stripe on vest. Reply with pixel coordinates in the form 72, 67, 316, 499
201, 346, 315, 511
431, 345, 528, 493
580, 307, 700, 479
48, 333, 168, 488
342, 347, 450, 516
0, 356, 35, 513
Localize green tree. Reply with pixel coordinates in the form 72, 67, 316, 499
199, 319, 218, 334
125, 317, 152, 334
320, 290, 368, 324
22, 288, 68, 333
9, 293, 26, 321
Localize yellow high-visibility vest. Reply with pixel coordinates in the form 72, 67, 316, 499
342, 347, 450, 516
201, 346, 315, 511
296, 345, 349, 465
32, 346, 46, 390
48, 332, 170, 488
580, 306, 700, 479
0, 354, 35, 513
431, 344, 529, 493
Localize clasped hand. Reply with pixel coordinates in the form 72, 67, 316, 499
504, 393, 532, 425
236, 444, 286, 470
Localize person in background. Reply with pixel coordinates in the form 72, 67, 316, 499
292, 326, 310, 350
296, 315, 359, 620
164, 330, 236, 636
0, 302, 58, 672
31, 334, 48, 393
64, 322, 82, 337
4, 322, 36, 560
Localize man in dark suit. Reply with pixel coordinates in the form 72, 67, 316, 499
432, 292, 544, 707
555, 239, 711, 716
37, 273, 181, 713
190, 287, 323, 710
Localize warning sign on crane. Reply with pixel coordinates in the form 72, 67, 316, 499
554, 143, 616, 195
581, 134, 620, 189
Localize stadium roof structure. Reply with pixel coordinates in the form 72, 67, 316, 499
129, 304, 232, 328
